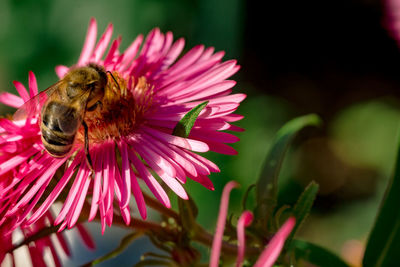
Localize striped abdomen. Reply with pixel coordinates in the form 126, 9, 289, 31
40, 101, 80, 157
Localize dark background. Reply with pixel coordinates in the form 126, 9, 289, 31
1, 0, 400, 265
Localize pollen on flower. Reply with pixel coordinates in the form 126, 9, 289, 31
77, 72, 154, 143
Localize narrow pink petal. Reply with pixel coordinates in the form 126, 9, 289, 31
0, 145, 41, 176
135, 143, 188, 199
77, 18, 97, 66
254, 217, 296, 267
173, 81, 236, 104
222, 114, 244, 122
67, 169, 91, 228
120, 141, 146, 219
166, 45, 204, 77
0, 92, 24, 108
92, 23, 113, 62
236, 211, 254, 267
189, 129, 240, 144
141, 132, 197, 177
121, 34, 144, 70
120, 207, 131, 225
101, 141, 112, 201
16, 174, 54, 228
133, 138, 176, 178
127, 147, 170, 208
141, 126, 209, 152
210, 181, 239, 267
199, 139, 237, 155
11, 157, 65, 214
185, 150, 220, 173
118, 141, 133, 206
55, 65, 69, 79
89, 147, 103, 221
76, 224, 95, 250
227, 124, 245, 132
28, 71, 38, 97
104, 37, 122, 68
12, 81, 30, 102
187, 172, 215, 190
55, 156, 87, 225
169, 146, 210, 176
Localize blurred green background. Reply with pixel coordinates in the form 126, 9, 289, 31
1, 0, 400, 265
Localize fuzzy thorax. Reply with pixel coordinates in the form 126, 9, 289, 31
77, 72, 154, 143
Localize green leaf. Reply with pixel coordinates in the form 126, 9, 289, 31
178, 196, 199, 237
363, 132, 400, 267
241, 184, 256, 211
291, 239, 349, 267
83, 231, 143, 266
172, 101, 209, 138
255, 114, 322, 220
285, 181, 319, 248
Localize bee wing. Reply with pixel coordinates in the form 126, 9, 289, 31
12, 82, 61, 121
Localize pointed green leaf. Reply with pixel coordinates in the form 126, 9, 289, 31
178, 196, 199, 237
285, 181, 319, 248
291, 239, 349, 267
363, 132, 400, 267
172, 101, 209, 138
255, 114, 322, 220
83, 231, 143, 266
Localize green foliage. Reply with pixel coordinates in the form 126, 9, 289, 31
291, 239, 350, 267
363, 132, 400, 267
178, 196, 199, 238
285, 181, 319, 248
254, 114, 322, 224
172, 101, 209, 138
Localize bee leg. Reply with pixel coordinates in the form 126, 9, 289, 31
82, 120, 95, 178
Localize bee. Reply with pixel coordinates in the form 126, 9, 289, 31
13, 64, 109, 173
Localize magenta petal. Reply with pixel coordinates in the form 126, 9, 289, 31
55, 156, 87, 225
210, 181, 239, 267
254, 217, 296, 267
27, 153, 83, 225
28, 71, 38, 97
55, 65, 69, 78
0, 145, 41, 176
142, 126, 209, 152
12, 80, 30, 102
78, 18, 97, 66
89, 147, 103, 221
67, 169, 91, 228
127, 146, 170, 208
236, 211, 254, 267
0, 92, 24, 108
120, 141, 132, 208
92, 23, 113, 62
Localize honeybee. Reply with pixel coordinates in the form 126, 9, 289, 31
13, 64, 108, 173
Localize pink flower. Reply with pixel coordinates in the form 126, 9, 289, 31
385, 0, 400, 44
0, 18, 244, 233
0, 210, 94, 267
210, 181, 295, 267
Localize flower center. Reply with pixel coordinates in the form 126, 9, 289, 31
76, 72, 154, 143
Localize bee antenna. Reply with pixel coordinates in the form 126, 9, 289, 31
107, 71, 121, 91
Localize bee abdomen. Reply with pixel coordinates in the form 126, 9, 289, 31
41, 125, 74, 157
